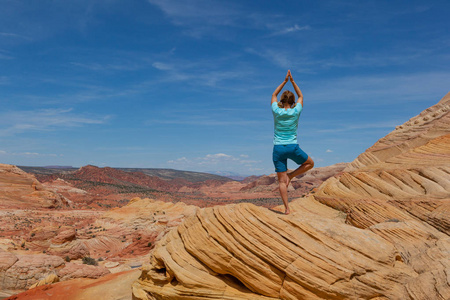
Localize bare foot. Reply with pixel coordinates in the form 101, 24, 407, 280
285, 209, 290, 215
269, 208, 284, 215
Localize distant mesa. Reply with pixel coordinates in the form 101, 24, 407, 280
20, 165, 233, 182
43, 165, 74, 169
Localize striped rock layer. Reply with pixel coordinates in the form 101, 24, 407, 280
132, 92, 450, 300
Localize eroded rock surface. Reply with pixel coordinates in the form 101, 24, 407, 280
0, 164, 70, 209
58, 262, 110, 281
0, 253, 65, 291
133, 92, 450, 299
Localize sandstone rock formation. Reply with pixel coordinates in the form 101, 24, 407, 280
0, 164, 70, 209
0, 251, 65, 291
58, 262, 110, 281
314, 92, 450, 234
97, 197, 199, 257
5, 269, 141, 300
132, 92, 450, 299
28, 274, 59, 289
0, 195, 200, 297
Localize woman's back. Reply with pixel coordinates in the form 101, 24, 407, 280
271, 102, 302, 145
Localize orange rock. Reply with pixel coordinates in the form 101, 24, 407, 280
0, 164, 70, 209
5, 269, 140, 300
58, 262, 110, 281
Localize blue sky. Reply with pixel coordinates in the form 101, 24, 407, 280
1, 0, 449, 176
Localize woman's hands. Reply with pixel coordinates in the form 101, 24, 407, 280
288, 70, 294, 83
284, 70, 291, 82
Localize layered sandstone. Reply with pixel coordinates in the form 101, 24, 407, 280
314, 92, 450, 234
96, 197, 199, 258
5, 269, 141, 300
0, 197, 199, 297
132, 92, 450, 299
0, 164, 70, 209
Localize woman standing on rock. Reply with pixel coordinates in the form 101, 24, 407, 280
271, 70, 314, 214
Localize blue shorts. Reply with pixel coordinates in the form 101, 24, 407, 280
273, 144, 308, 172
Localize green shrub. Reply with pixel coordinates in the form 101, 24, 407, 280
82, 256, 98, 266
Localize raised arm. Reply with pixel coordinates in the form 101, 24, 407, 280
289, 71, 303, 107
271, 70, 290, 104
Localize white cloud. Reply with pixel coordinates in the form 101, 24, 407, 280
150, 56, 248, 87
205, 153, 234, 159
167, 157, 190, 164
326, 149, 333, 153
167, 153, 260, 171
270, 24, 310, 36
152, 62, 173, 71
0, 32, 31, 40
0, 150, 59, 157
148, 0, 239, 26
0, 108, 111, 136
70, 61, 143, 72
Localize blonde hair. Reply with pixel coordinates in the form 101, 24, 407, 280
277, 90, 296, 108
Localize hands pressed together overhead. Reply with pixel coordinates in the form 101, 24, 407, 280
284, 70, 294, 83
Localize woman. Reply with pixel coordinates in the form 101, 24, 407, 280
271, 70, 314, 215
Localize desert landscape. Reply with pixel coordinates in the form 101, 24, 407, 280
1, 92, 448, 299
2, 1, 449, 299
0, 143, 344, 299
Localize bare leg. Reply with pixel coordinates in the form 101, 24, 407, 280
277, 171, 290, 215
287, 156, 314, 186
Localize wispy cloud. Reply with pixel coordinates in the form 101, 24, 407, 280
0, 49, 14, 60
0, 32, 31, 40
70, 61, 145, 72
0, 108, 111, 136
148, 0, 306, 39
150, 57, 251, 88
244, 47, 314, 72
308, 71, 450, 104
167, 152, 259, 171
0, 1, 116, 45
0, 150, 61, 157
148, 0, 239, 26
269, 24, 311, 36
